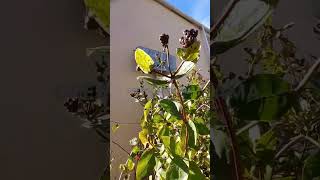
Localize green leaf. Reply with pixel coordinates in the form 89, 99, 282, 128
176, 41, 201, 62
136, 149, 156, 180
255, 130, 277, 163
166, 156, 189, 180
187, 120, 198, 148
213, 0, 278, 55
182, 85, 202, 100
139, 129, 149, 147
152, 114, 164, 123
159, 99, 181, 120
175, 124, 187, 157
193, 117, 209, 135
84, 0, 109, 31
303, 151, 320, 179
137, 76, 171, 87
229, 74, 295, 121
135, 48, 155, 74
188, 161, 206, 180
175, 61, 195, 79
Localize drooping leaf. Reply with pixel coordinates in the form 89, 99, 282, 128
211, 140, 232, 179
229, 74, 295, 121
175, 61, 195, 79
213, 0, 278, 55
159, 99, 181, 120
182, 85, 202, 100
136, 149, 157, 180
176, 41, 201, 62
212, 128, 229, 159
187, 120, 198, 148
135, 48, 155, 74
166, 156, 189, 180
137, 76, 171, 87
188, 161, 206, 180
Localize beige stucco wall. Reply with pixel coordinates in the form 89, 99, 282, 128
110, 0, 209, 178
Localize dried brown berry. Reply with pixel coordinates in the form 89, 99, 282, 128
179, 29, 198, 48
159, 33, 169, 47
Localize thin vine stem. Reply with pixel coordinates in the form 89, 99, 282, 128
294, 58, 320, 91
112, 140, 130, 155
211, 58, 242, 180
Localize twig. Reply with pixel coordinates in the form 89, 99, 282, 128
196, 104, 210, 112
304, 135, 320, 149
202, 80, 210, 91
211, 56, 242, 179
172, 80, 187, 122
275, 135, 320, 159
165, 45, 173, 76
236, 121, 260, 136
294, 58, 320, 91
112, 140, 130, 155
172, 79, 189, 153
275, 135, 304, 159
174, 60, 186, 76
152, 69, 171, 78
215, 97, 242, 180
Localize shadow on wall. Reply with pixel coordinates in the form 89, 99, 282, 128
0, 0, 107, 180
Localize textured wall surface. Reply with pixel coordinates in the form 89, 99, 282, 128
0, 0, 107, 179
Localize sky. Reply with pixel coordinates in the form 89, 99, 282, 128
165, 0, 210, 28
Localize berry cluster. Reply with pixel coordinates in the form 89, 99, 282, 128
159, 33, 169, 47
179, 29, 198, 48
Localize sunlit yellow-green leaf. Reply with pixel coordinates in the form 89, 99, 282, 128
135, 48, 155, 74
176, 41, 201, 62
139, 129, 149, 148
136, 149, 156, 180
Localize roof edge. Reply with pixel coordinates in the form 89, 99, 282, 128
154, 0, 210, 34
